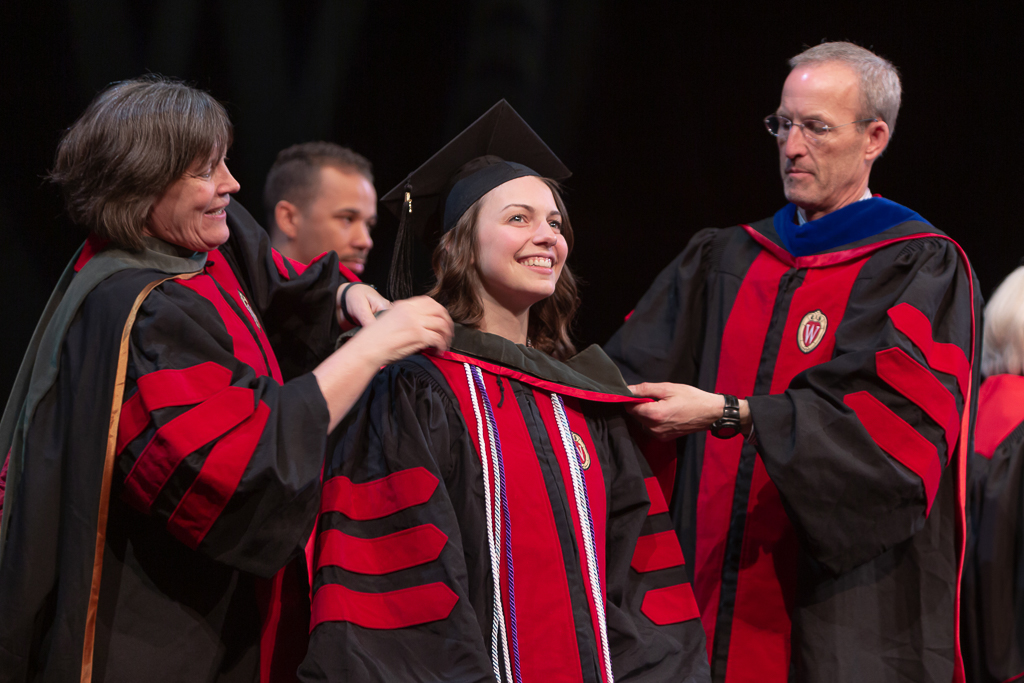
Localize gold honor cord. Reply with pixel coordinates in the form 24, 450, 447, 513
80, 272, 199, 683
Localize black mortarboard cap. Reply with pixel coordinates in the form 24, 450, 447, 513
383, 100, 571, 298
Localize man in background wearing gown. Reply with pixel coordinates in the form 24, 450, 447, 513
265, 142, 376, 277
606, 41, 980, 683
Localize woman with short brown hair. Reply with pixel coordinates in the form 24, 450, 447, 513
0, 75, 452, 682
50, 74, 234, 251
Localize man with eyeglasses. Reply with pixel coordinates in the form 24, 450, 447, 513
606, 42, 979, 683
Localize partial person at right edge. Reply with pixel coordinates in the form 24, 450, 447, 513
606, 42, 980, 683
962, 262, 1024, 683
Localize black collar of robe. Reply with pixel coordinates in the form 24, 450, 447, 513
446, 324, 637, 400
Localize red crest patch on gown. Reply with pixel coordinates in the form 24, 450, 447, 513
572, 432, 591, 470
796, 310, 827, 353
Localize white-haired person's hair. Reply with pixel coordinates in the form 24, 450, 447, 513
982, 265, 1024, 377
789, 41, 902, 137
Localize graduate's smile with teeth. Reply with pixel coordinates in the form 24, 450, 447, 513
519, 255, 554, 269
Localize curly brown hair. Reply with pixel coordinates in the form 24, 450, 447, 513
427, 178, 579, 361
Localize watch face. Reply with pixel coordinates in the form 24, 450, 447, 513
712, 425, 740, 439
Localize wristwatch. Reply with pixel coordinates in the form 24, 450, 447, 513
710, 394, 741, 439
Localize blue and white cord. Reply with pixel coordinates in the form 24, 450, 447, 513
464, 363, 522, 683
463, 364, 508, 681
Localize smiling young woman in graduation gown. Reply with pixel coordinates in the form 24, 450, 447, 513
299, 102, 710, 683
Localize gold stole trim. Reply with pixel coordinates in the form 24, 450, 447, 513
80, 272, 198, 682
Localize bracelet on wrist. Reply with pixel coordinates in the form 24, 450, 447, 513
338, 281, 376, 327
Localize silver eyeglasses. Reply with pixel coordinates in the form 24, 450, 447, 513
764, 114, 878, 143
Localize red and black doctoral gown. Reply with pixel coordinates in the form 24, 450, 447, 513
0, 200, 355, 682
962, 373, 1024, 683
605, 198, 981, 683
299, 325, 711, 683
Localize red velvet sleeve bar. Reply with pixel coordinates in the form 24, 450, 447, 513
844, 390, 942, 513
319, 468, 439, 520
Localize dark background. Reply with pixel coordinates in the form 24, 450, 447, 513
1, 1, 1021, 403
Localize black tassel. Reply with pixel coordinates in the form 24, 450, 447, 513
387, 183, 415, 300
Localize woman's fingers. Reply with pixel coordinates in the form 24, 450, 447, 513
414, 299, 454, 352
360, 297, 453, 363
425, 331, 451, 354
339, 284, 392, 329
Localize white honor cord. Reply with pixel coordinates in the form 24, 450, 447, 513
464, 363, 512, 682
551, 394, 615, 683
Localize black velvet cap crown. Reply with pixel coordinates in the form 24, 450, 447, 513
383, 100, 571, 298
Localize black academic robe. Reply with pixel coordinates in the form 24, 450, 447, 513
963, 374, 1024, 683
300, 326, 710, 683
605, 200, 980, 683
0, 201, 353, 683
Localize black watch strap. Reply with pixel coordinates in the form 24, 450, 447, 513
710, 394, 741, 439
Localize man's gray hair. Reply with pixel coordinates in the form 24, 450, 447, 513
982, 265, 1024, 377
789, 42, 902, 136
